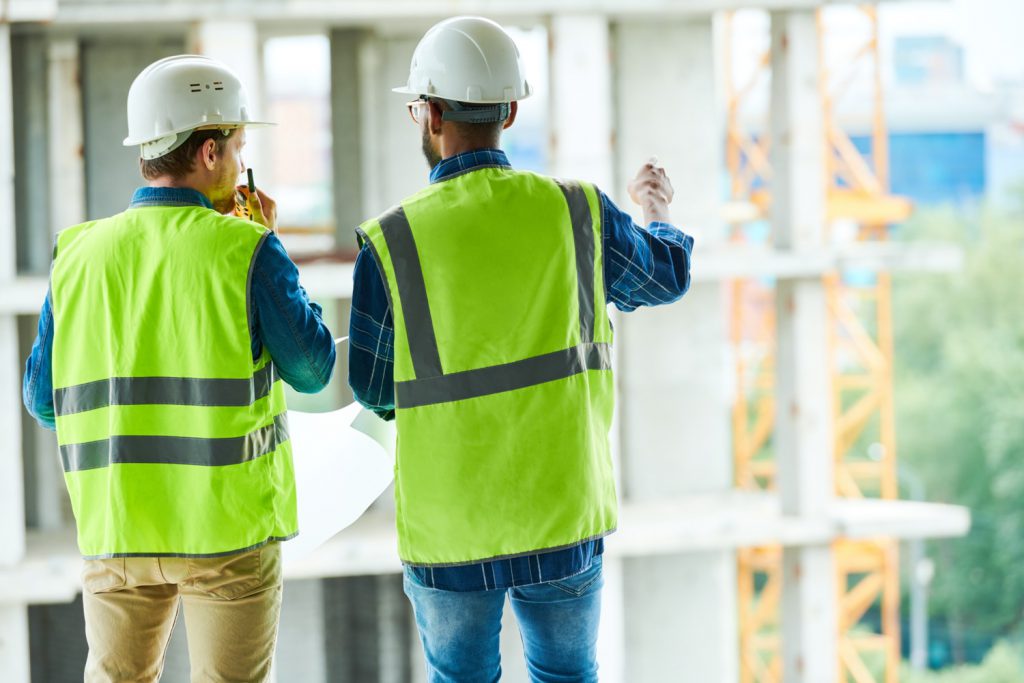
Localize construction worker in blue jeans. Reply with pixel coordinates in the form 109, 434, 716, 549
349, 16, 694, 682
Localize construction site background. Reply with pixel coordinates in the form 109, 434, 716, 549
0, 0, 1021, 681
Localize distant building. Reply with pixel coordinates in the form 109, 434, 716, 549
878, 26, 1023, 208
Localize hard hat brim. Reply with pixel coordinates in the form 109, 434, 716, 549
122, 120, 276, 147
391, 84, 530, 104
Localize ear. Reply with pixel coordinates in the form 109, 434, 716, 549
199, 137, 219, 171
427, 99, 445, 135
503, 101, 518, 130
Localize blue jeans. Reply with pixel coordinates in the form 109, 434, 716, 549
403, 555, 604, 683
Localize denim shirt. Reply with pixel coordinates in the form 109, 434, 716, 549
349, 149, 694, 591
23, 186, 336, 430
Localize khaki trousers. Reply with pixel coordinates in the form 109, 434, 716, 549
82, 542, 282, 683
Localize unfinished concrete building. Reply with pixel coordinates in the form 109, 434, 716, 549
1, 1, 970, 681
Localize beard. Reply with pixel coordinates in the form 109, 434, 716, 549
211, 165, 243, 214
213, 192, 238, 215
421, 125, 442, 169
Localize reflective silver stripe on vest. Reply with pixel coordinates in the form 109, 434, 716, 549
53, 364, 279, 417
59, 413, 289, 473
378, 206, 444, 379
396, 342, 611, 409
554, 180, 596, 343
386, 178, 604, 408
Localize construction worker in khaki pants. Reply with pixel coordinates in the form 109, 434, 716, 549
22, 55, 336, 682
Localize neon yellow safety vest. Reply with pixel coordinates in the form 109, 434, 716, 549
50, 205, 297, 558
358, 168, 618, 566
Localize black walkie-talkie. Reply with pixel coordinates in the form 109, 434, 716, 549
234, 168, 256, 220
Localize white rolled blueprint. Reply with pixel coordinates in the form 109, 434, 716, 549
283, 402, 395, 565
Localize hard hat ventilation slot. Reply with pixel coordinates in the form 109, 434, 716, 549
189, 82, 202, 93
213, 81, 224, 91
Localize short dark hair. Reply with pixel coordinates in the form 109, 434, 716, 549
140, 128, 236, 181
433, 99, 504, 147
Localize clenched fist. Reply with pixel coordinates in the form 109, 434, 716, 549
627, 157, 674, 225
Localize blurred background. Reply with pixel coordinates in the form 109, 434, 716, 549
0, 0, 1021, 681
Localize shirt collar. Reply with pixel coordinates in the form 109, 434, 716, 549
129, 186, 213, 209
429, 149, 512, 184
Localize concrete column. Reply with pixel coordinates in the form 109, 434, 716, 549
330, 29, 366, 250
549, 15, 614, 190
80, 38, 186, 219
19, 320, 63, 532
769, 11, 837, 683
276, 579, 328, 682
357, 32, 425, 216
11, 34, 49, 275
48, 39, 87, 235
323, 574, 414, 682
188, 21, 269, 179
25, 38, 87, 533
537, 16, 626, 682
613, 18, 735, 683
0, 19, 32, 683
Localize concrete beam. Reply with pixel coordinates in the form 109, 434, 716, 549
691, 242, 963, 281
769, 10, 836, 683
6, 0, 57, 22
6, 497, 969, 606
0, 239, 964, 315
48, 1, 910, 26
0, 264, 352, 315
612, 496, 971, 554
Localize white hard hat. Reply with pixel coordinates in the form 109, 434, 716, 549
123, 54, 274, 160
393, 16, 532, 104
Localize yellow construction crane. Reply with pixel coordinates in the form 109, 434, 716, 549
726, 5, 912, 682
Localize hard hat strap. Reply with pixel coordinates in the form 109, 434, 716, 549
438, 99, 510, 124
139, 127, 233, 161
141, 131, 193, 161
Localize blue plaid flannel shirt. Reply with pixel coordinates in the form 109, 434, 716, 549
349, 149, 694, 591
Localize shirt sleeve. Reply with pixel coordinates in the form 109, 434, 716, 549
23, 292, 56, 431
347, 244, 396, 421
599, 189, 694, 312
250, 232, 337, 393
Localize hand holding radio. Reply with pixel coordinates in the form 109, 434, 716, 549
234, 168, 278, 232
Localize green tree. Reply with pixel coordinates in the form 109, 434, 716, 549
902, 641, 1024, 683
894, 202, 1024, 658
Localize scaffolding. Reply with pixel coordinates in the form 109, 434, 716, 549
729, 5, 915, 682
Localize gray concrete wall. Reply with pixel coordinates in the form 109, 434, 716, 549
80, 38, 184, 220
